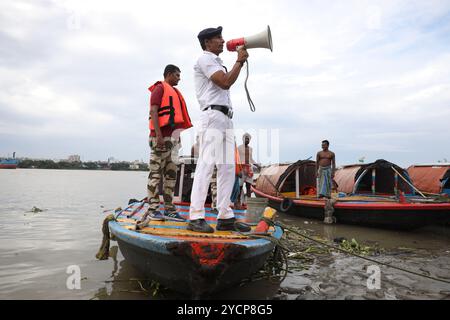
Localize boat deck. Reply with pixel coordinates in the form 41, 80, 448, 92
108, 201, 283, 296
114, 202, 277, 242
278, 192, 450, 208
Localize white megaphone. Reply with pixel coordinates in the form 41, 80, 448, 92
226, 25, 273, 52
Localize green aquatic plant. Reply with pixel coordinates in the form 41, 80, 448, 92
149, 280, 161, 297
338, 238, 373, 255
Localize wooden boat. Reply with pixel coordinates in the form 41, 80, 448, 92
109, 203, 282, 297
108, 156, 283, 297
253, 159, 450, 230
407, 164, 450, 197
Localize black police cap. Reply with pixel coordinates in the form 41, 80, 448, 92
197, 26, 223, 41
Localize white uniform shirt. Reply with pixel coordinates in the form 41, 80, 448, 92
194, 51, 232, 110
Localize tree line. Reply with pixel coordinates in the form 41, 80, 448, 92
17, 159, 149, 171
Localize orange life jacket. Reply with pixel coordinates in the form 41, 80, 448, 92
148, 81, 192, 131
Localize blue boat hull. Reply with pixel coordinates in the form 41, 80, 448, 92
114, 234, 276, 297
109, 202, 283, 297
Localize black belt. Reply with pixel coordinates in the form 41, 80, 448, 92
205, 105, 233, 119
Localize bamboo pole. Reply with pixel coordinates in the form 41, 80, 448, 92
390, 166, 426, 198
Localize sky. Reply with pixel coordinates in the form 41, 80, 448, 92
0, 0, 449, 167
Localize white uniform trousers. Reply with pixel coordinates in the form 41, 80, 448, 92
189, 109, 235, 220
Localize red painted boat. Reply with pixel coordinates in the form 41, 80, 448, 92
0, 158, 18, 169
253, 159, 450, 230
109, 201, 282, 297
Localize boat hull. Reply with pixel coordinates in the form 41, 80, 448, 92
0, 164, 17, 169
108, 202, 283, 297
0, 159, 18, 169
115, 236, 274, 297
269, 199, 448, 230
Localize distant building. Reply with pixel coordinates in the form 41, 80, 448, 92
67, 155, 81, 163
130, 160, 144, 170
108, 157, 118, 164
97, 161, 110, 170
130, 163, 139, 170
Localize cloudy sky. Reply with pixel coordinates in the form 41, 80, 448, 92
1, 0, 449, 167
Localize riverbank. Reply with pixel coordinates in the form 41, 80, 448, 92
16, 159, 148, 171
273, 216, 450, 300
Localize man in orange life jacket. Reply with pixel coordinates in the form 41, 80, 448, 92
137, 64, 192, 227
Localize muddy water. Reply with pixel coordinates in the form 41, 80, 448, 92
276, 215, 450, 300
0, 169, 449, 300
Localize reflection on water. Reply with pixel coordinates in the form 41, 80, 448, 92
0, 169, 449, 300
92, 247, 158, 300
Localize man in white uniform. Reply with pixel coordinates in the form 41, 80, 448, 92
188, 26, 251, 233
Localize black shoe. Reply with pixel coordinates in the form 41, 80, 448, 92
216, 217, 251, 232
187, 219, 214, 233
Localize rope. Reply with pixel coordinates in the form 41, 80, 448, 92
115, 202, 137, 219
276, 221, 450, 285
127, 199, 147, 218
244, 61, 256, 112
238, 220, 289, 283
243, 233, 289, 283
95, 214, 116, 260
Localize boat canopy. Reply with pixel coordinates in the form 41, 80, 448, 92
334, 159, 414, 196
255, 160, 316, 197
407, 165, 450, 195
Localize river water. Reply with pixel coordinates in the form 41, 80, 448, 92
0, 169, 449, 300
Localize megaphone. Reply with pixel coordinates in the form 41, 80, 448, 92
226, 25, 273, 52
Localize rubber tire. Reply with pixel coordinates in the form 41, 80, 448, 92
280, 198, 293, 213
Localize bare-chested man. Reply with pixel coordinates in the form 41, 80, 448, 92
316, 140, 336, 198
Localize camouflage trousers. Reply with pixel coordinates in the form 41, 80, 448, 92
210, 167, 217, 209
147, 136, 180, 213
